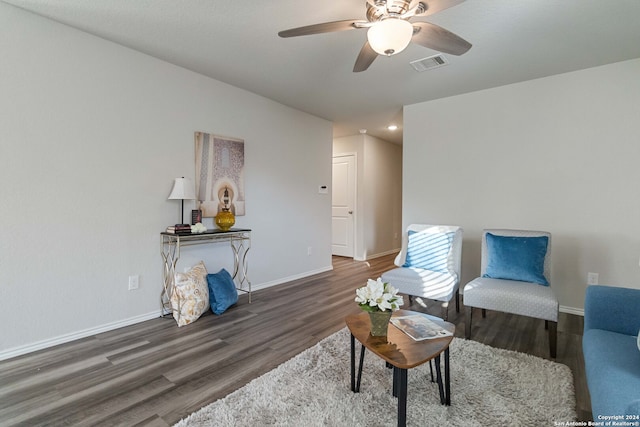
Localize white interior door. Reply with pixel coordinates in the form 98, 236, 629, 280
332, 155, 356, 257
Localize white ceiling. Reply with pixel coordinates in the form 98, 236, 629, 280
4, 0, 640, 144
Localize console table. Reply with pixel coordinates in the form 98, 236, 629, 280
160, 228, 252, 314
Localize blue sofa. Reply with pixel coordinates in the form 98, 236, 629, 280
583, 285, 640, 420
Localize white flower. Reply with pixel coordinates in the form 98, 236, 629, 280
191, 222, 207, 233
355, 278, 404, 312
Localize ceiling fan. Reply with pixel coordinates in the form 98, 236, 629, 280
278, 0, 472, 72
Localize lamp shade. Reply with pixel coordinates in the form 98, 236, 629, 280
367, 18, 414, 56
168, 177, 196, 200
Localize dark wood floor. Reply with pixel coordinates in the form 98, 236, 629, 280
0, 255, 591, 426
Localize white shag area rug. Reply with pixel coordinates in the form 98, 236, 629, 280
175, 328, 576, 426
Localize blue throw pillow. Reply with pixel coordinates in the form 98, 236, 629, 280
402, 230, 454, 272
483, 233, 549, 286
207, 268, 238, 315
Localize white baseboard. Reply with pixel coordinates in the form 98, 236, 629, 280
0, 310, 162, 362
353, 248, 400, 262
252, 265, 334, 291
366, 249, 401, 260
560, 305, 584, 316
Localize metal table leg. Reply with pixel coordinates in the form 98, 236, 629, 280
350, 334, 365, 393
230, 235, 252, 303
350, 334, 355, 392
434, 355, 445, 405
395, 367, 408, 427
393, 367, 398, 397
444, 347, 451, 406
356, 344, 365, 392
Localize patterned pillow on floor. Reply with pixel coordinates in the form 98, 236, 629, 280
171, 261, 209, 326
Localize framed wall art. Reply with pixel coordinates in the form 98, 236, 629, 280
195, 131, 245, 218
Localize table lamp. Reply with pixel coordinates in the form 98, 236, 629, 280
168, 177, 195, 226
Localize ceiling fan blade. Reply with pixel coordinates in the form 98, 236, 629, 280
278, 20, 365, 38
411, 21, 471, 55
416, 0, 466, 17
353, 42, 378, 72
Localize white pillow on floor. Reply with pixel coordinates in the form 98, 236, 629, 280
171, 261, 209, 327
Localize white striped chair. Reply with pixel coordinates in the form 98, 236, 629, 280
381, 224, 463, 321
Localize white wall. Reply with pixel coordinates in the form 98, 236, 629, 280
362, 134, 403, 258
404, 58, 640, 312
0, 3, 333, 357
333, 134, 402, 260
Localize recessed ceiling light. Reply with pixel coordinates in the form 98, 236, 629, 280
387, 125, 398, 131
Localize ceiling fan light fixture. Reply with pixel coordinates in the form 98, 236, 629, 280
367, 18, 413, 56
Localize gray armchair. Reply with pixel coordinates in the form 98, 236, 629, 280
381, 224, 463, 321
463, 229, 558, 357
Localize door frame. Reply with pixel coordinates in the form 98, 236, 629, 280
332, 153, 357, 258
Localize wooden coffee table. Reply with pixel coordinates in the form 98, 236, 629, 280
345, 309, 455, 427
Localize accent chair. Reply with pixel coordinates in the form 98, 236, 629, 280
463, 229, 558, 358
381, 224, 463, 321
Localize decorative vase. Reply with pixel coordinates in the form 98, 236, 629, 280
368, 311, 393, 337
215, 208, 235, 231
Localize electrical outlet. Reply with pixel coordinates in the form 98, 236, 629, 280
307, 246, 312, 256
587, 272, 598, 285
128, 275, 139, 290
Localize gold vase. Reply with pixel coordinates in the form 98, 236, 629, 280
368, 311, 392, 337
215, 208, 235, 231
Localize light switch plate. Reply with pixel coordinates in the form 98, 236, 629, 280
128, 275, 139, 290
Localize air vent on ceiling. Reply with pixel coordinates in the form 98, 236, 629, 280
409, 54, 448, 72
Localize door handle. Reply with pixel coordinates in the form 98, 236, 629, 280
348, 211, 353, 214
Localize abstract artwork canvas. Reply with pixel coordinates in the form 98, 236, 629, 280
195, 131, 245, 218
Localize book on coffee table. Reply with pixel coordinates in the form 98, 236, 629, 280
390, 314, 453, 341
